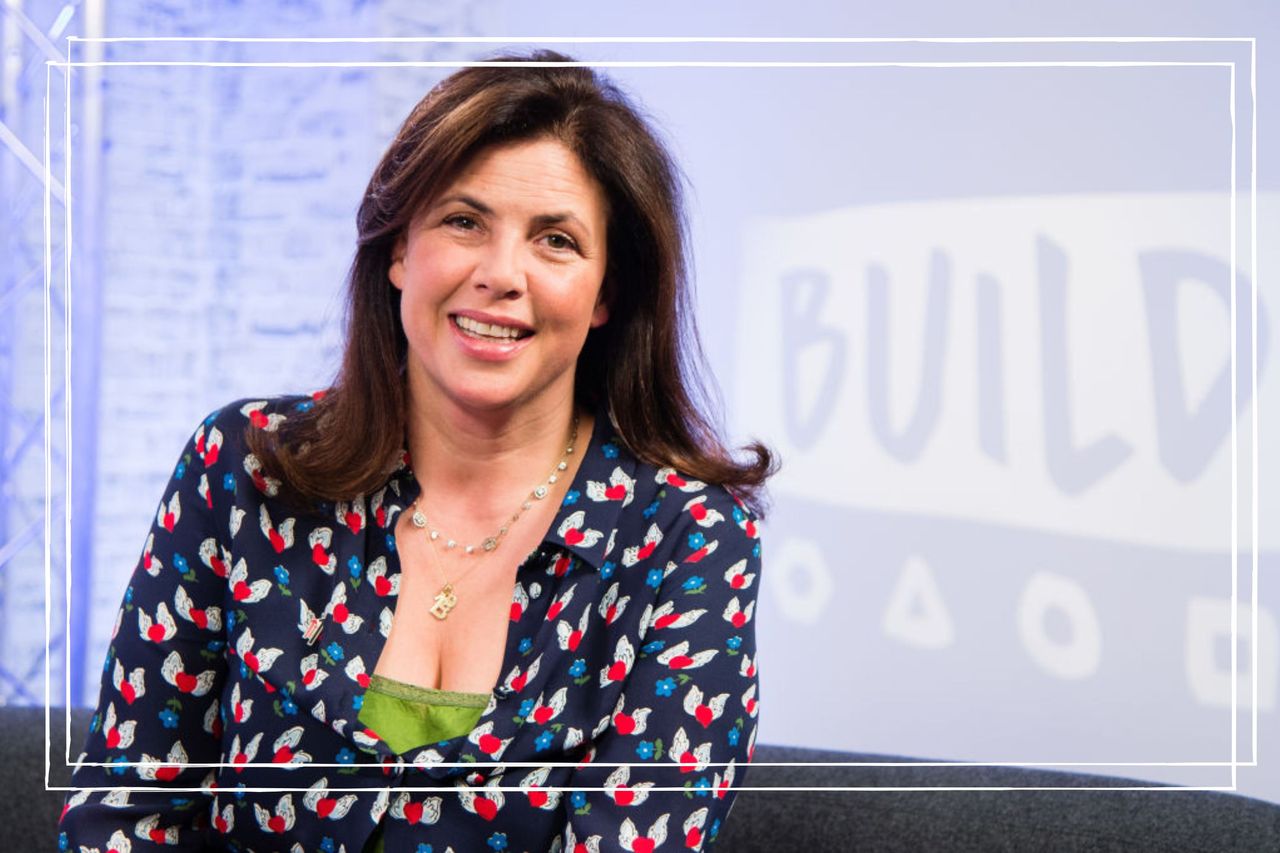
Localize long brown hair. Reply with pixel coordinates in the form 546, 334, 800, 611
249, 51, 777, 516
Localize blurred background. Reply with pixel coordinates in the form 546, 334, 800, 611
3, 0, 1277, 802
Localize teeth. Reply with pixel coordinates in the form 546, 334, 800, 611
454, 316, 526, 340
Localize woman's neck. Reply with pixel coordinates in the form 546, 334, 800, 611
403, 389, 590, 529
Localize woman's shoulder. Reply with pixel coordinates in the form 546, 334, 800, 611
200, 392, 325, 431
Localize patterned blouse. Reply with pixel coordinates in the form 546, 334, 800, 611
59, 394, 763, 853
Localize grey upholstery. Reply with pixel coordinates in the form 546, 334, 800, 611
19, 707, 1280, 851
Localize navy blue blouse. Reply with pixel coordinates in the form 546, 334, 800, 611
60, 394, 763, 852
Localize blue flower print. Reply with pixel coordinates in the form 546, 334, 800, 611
726, 635, 742, 651
518, 637, 533, 654
348, 555, 363, 579
518, 699, 535, 718
682, 575, 704, 591
643, 500, 660, 519
487, 832, 509, 850
563, 489, 580, 506
325, 641, 344, 662
534, 730, 554, 751
158, 709, 179, 729
568, 659, 586, 677
655, 677, 676, 697
109, 755, 129, 776
352, 694, 364, 711
636, 740, 655, 760
642, 640, 665, 654
645, 568, 664, 589
320, 838, 336, 853
753, 541, 761, 559
602, 442, 619, 459
415, 845, 434, 853
728, 727, 740, 746
223, 472, 236, 492
336, 748, 355, 765
732, 506, 747, 525
273, 565, 290, 585
693, 777, 713, 797
172, 553, 189, 574
226, 611, 237, 632
281, 696, 298, 715
58, 832, 68, 851
570, 791, 587, 809
600, 560, 616, 580
687, 531, 706, 550
386, 532, 396, 552
124, 587, 133, 605
295, 399, 314, 412
174, 460, 186, 479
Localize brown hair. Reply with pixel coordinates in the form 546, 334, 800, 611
249, 50, 777, 516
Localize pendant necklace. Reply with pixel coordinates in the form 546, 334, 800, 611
410, 413, 579, 620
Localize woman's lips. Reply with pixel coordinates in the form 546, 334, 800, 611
448, 315, 535, 362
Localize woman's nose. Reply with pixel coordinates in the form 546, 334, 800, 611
473, 235, 527, 299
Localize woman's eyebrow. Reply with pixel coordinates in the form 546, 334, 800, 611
530, 212, 589, 234
434, 193, 492, 214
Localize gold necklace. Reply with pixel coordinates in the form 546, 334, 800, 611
411, 413, 579, 621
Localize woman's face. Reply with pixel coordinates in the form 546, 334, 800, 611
389, 137, 609, 418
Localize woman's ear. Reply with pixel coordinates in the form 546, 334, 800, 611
590, 280, 610, 328
388, 235, 407, 290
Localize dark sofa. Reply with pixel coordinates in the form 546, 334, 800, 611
17, 707, 1278, 851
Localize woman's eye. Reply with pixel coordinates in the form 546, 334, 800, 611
445, 214, 478, 230
544, 233, 578, 252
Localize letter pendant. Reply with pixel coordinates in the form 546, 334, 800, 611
430, 584, 457, 620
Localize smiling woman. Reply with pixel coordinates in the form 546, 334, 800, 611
60, 50, 777, 853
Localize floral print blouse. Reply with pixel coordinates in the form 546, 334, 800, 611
59, 394, 763, 853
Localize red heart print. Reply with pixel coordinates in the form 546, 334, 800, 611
311, 543, 328, 566
564, 528, 584, 546
374, 576, 391, 596
614, 713, 635, 735
695, 706, 713, 727
533, 706, 554, 725
474, 797, 498, 821
147, 624, 167, 643
268, 529, 285, 553
690, 503, 707, 521
317, 798, 335, 818
605, 484, 626, 500
267, 815, 285, 833
478, 733, 501, 754
344, 511, 362, 533
613, 786, 634, 806
175, 672, 197, 693
155, 765, 179, 782
606, 661, 627, 681
249, 410, 268, 428
403, 801, 423, 824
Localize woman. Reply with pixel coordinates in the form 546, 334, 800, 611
60, 51, 774, 852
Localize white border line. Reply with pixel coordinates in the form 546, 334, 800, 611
66, 36, 1256, 43
45, 43, 1258, 791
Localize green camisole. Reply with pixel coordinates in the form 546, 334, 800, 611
358, 675, 488, 853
